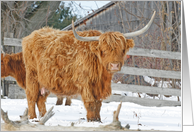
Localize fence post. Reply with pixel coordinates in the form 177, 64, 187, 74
2, 79, 5, 96
4, 81, 9, 96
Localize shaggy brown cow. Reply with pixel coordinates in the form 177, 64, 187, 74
1, 52, 27, 89
1, 52, 71, 117
22, 11, 155, 121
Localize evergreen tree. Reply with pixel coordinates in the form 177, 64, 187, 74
47, 2, 80, 29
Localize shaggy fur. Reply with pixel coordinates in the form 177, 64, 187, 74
1, 52, 26, 88
1, 52, 71, 118
22, 27, 134, 121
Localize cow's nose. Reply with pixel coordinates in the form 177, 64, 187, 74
110, 63, 120, 70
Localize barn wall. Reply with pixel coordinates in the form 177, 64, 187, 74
74, 1, 180, 51
72, 1, 181, 86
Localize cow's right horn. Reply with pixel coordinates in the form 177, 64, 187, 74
72, 20, 99, 41
123, 11, 156, 38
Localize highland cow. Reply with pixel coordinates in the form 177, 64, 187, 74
1, 52, 71, 117
22, 11, 155, 121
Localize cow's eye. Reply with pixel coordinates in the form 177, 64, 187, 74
101, 50, 106, 57
101, 51, 103, 55
123, 49, 125, 54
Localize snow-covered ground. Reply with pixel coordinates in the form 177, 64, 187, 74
1, 96, 181, 131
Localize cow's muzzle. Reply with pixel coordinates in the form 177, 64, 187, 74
108, 62, 121, 73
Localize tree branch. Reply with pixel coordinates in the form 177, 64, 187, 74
1, 102, 130, 131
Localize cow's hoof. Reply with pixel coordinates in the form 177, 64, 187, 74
87, 118, 102, 123
56, 102, 62, 105
32, 120, 40, 122
28, 115, 37, 119
56, 100, 63, 105
65, 100, 72, 106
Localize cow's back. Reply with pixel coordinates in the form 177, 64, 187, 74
22, 27, 103, 96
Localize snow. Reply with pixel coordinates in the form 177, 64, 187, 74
156, 81, 172, 88
1, 97, 181, 131
143, 75, 155, 86
142, 76, 181, 89
1, 77, 181, 131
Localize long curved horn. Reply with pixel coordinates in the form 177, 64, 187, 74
123, 11, 156, 38
72, 20, 99, 41
72, 11, 156, 41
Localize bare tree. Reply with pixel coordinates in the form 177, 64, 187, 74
1, 1, 61, 39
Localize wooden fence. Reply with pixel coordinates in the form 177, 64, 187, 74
2, 37, 181, 107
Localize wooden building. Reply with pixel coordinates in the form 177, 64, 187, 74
62, 1, 181, 86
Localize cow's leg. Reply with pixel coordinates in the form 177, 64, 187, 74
95, 100, 102, 121
56, 96, 72, 106
83, 101, 96, 121
25, 70, 39, 119
81, 89, 101, 122
83, 100, 101, 122
37, 91, 50, 117
65, 97, 72, 106
56, 96, 64, 105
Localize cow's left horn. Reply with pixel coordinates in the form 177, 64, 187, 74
72, 20, 99, 41
123, 11, 156, 38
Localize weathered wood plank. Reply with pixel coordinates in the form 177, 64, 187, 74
127, 47, 181, 60
48, 94, 180, 107
4, 37, 22, 47
4, 76, 16, 81
103, 94, 181, 107
111, 83, 181, 96
118, 66, 181, 79
5, 76, 181, 96
3, 38, 181, 61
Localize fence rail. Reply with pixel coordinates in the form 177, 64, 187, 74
48, 93, 181, 107
119, 66, 181, 79
111, 83, 181, 96
5, 76, 181, 97
4, 38, 181, 60
103, 95, 181, 107
128, 47, 181, 60
4, 38, 22, 47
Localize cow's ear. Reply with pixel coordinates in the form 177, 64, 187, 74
90, 42, 102, 63
57, 55, 66, 68
126, 39, 135, 51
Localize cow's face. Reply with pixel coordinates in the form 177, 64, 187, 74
1, 54, 12, 77
91, 32, 134, 73
72, 10, 155, 73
